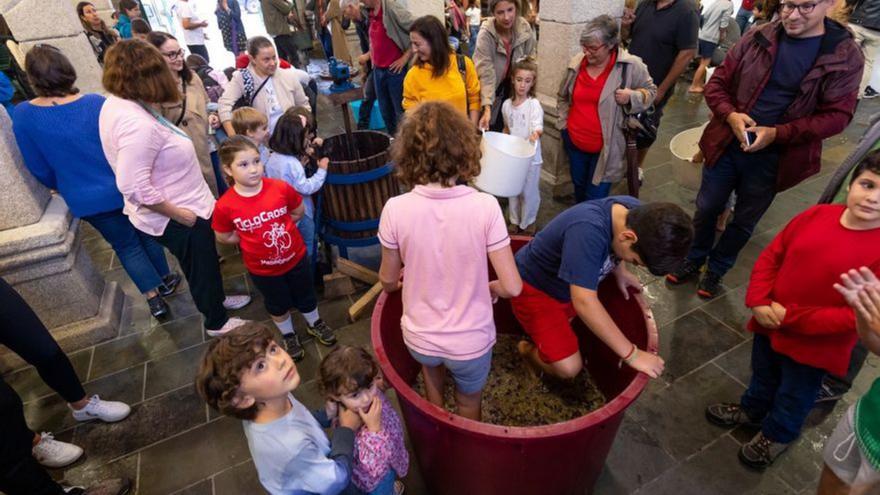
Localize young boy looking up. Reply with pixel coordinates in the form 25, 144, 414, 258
511, 197, 693, 380
231, 106, 271, 164
706, 154, 880, 470
195, 322, 360, 495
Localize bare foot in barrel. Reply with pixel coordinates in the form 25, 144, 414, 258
517, 340, 544, 378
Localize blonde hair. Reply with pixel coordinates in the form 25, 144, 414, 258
231, 107, 268, 135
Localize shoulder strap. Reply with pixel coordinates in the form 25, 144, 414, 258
457, 54, 469, 114
619, 61, 628, 91
250, 76, 271, 105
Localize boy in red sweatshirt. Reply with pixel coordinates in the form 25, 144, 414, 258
705, 153, 880, 470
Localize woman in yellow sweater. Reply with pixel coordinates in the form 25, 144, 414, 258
403, 15, 481, 127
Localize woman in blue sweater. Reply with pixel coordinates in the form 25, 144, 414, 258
12, 44, 179, 318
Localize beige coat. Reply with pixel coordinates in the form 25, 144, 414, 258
557, 49, 656, 185
217, 65, 311, 124
472, 16, 537, 120
161, 76, 217, 197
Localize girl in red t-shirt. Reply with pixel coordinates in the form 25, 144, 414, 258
212, 136, 337, 361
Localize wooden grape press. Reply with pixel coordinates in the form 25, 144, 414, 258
317, 82, 400, 321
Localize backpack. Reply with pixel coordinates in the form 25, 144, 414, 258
233, 69, 270, 110
194, 66, 224, 103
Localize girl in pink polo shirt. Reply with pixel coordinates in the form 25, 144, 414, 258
378, 101, 522, 421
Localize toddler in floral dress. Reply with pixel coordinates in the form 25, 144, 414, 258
319, 346, 408, 495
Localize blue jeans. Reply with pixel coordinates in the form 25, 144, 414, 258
297, 214, 316, 260
82, 209, 170, 294
357, 70, 377, 130
468, 25, 480, 57
373, 67, 405, 136
687, 145, 778, 276
360, 470, 396, 495
408, 347, 493, 394
740, 334, 827, 443
562, 129, 612, 203
736, 7, 752, 34
210, 150, 229, 196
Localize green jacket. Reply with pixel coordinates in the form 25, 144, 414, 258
261, 0, 292, 36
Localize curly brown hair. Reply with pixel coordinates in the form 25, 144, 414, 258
102, 39, 180, 104
195, 322, 278, 421
318, 346, 379, 398
392, 101, 482, 187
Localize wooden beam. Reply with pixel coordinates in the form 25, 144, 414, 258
348, 282, 383, 322
336, 258, 379, 285
322, 272, 356, 299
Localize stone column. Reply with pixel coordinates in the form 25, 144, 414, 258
1, 0, 104, 94
408, 0, 444, 22
536, 0, 624, 198
0, 105, 124, 372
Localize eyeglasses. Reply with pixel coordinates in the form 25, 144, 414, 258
584, 43, 607, 53
779, 1, 818, 15
162, 49, 184, 60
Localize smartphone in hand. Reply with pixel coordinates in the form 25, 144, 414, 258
745, 131, 757, 147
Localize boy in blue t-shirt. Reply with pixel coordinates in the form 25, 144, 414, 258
512, 197, 693, 380
196, 322, 360, 495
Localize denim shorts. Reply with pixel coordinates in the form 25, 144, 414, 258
407, 347, 493, 395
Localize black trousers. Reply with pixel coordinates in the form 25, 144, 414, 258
273, 35, 303, 68
0, 378, 63, 495
187, 44, 210, 63
154, 218, 228, 330
0, 278, 85, 403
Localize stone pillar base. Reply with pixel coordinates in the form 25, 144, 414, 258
0, 195, 126, 373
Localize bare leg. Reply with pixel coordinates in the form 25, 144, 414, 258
517, 341, 582, 379
421, 365, 446, 408
816, 464, 850, 495
454, 388, 483, 421
689, 58, 710, 92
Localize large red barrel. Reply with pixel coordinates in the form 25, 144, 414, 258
370, 237, 658, 495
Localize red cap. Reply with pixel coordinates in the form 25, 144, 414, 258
235, 53, 249, 69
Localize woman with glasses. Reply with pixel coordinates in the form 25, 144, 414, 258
556, 15, 656, 203
147, 31, 222, 197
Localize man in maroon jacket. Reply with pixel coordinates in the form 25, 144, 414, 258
667, 0, 863, 298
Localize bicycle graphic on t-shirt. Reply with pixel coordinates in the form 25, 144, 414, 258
263, 223, 292, 259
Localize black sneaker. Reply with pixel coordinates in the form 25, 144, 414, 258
738, 432, 789, 470
697, 271, 723, 299
705, 403, 760, 428
147, 296, 169, 318
283, 333, 306, 361
307, 319, 337, 346
815, 381, 845, 404
158, 272, 182, 297
864, 86, 879, 99
665, 259, 702, 285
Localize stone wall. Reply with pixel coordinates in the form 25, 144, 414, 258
536, 0, 624, 197
0, 0, 105, 94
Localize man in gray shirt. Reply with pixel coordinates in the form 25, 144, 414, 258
690, 0, 733, 93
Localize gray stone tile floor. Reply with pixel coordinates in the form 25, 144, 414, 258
4, 81, 880, 494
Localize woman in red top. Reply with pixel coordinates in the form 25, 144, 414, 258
556, 15, 656, 203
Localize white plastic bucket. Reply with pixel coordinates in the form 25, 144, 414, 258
474, 132, 536, 197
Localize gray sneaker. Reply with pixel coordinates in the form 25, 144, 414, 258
307, 319, 337, 346
705, 403, 760, 428
283, 333, 306, 361
738, 431, 789, 470
63, 478, 133, 495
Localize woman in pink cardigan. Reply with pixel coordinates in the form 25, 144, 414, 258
99, 40, 250, 336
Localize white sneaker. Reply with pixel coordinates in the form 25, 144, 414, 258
223, 295, 251, 310
70, 395, 131, 423
206, 317, 249, 337
32, 432, 83, 468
